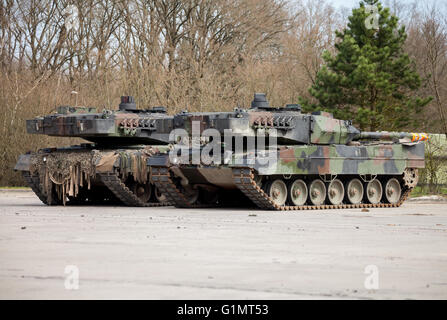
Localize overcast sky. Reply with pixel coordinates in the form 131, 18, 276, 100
328, 0, 360, 8
328, 0, 439, 9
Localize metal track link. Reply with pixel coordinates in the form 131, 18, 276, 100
232, 168, 413, 211
22, 171, 52, 205
99, 172, 171, 207
151, 167, 216, 208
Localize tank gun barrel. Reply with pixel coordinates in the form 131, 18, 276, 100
356, 131, 429, 142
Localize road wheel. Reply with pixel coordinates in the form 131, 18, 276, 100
130, 181, 152, 203
185, 188, 200, 205
266, 179, 287, 206
365, 179, 382, 204
153, 185, 167, 203
200, 189, 219, 205
309, 179, 326, 206
346, 178, 364, 204
384, 178, 401, 204
288, 179, 308, 206
327, 179, 344, 205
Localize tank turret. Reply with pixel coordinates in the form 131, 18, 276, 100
26, 96, 174, 145
171, 94, 428, 146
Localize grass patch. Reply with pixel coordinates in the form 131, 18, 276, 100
410, 185, 447, 197
0, 186, 30, 190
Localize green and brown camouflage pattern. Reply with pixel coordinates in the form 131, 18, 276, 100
232, 143, 425, 176
148, 93, 426, 194
149, 142, 424, 190
171, 109, 427, 146
26, 97, 174, 145
14, 92, 428, 207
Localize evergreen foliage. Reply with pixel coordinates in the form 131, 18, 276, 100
300, 0, 432, 130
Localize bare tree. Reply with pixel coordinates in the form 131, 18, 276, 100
2, 0, 446, 186
406, 2, 447, 135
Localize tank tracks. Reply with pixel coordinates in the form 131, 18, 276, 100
232, 168, 414, 211
23, 171, 170, 207
99, 172, 171, 207
22, 171, 60, 205
151, 167, 215, 208
25, 165, 414, 210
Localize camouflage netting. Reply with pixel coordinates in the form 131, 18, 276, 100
30, 150, 100, 205
29, 147, 162, 205
117, 147, 160, 184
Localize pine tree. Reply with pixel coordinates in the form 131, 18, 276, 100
300, 0, 431, 131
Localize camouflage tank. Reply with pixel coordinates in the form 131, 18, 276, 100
14, 96, 174, 206
149, 93, 427, 210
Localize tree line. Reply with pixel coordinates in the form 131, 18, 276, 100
1, 0, 446, 186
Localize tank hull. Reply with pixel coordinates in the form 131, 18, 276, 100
236, 143, 424, 176
149, 142, 424, 209
15, 145, 171, 206
149, 142, 424, 182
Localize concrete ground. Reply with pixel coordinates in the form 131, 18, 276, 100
0, 190, 446, 300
